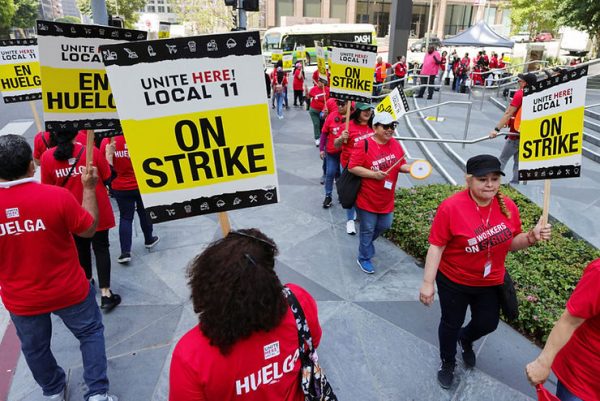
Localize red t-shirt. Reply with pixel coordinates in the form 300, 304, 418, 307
349, 136, 406, 214
0, 180, 93, 315
394, 62, 407, 78
508, 89, 523, 138
309, 86, 328, 111
76, 130, 88, 145
293, 68, 304, 91
168, 284, 321, 401
489, 57, 499, 69
312, 69, 330, 85
375, 62, 392, 82
100, 136, 138, 191
40, 143, 115, 231
33, 131, 52, 161
429, 189, 522, 286
341, 121, 374, 167
552, 259, 600, 401
320, 110, 346, 154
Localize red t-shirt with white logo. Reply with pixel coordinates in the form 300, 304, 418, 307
349, 136, 406, 214
321, 111, 345, 154
552, 259, 600, 401
168, 284, 321, 401
429, 189, 522, 286
0, 180, 93, 315
341, 120, 374, 167
100, 136, 138, 191
40, 143, 115, 231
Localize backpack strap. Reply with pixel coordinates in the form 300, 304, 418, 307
59, 146, 85, 187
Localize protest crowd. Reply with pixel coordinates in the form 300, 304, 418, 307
0, 23, 598, 401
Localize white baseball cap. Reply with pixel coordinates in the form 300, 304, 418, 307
372, 111, 396, 126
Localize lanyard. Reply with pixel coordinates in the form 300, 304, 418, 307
474, 198, 494, 264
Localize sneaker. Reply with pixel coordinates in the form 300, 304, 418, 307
117, 252, 131, 264
88, 394, 119, 401
322, 195, 333, 208
101, 292, 122, 312
459, 335, 476, 368
320, 175, 325, 185
43, 389, 65, 401
145, 236, 160, 249
315, 139, 320, 147
346, 220, 356, 235
356, 259, 375, 274
437, 360, 455, 389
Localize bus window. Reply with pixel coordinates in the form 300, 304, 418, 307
263, 33, 281, 51
281, 35, 295, 51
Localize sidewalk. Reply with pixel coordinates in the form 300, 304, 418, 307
4, 96, 553, 401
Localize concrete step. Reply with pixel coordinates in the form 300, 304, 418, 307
588, 75, 600, 90
583, 132, 600, 163
584, 118, 600, 134
584, 108, 600, 121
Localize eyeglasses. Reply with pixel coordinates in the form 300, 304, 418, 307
378, 123, 397, 130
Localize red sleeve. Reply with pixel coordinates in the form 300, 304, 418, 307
510, 90, 523, 109
93, 147, 111, 182
40, 153, 56, 185
566, 261, 600, 319
33, 133, 46, 160
507, 197, 523, 236
322, 114, 333, 134
348, 139, 367, 169
312, 70, 319, 83
61, 187, 94, 234
169, 340, 205, 401
428, 200, 452, 246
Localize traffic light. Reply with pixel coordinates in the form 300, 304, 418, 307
243, 0, 259, 11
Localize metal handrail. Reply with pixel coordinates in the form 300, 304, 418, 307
393, 132, 514, 144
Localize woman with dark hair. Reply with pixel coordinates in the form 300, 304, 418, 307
336, 102, 374, 235
40, 129, 121, 311
169, 228, 322, 401
272, 66, 288, 119
419, 154, 552, 389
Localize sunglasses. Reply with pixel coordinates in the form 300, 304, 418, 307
378, 123, 397, 130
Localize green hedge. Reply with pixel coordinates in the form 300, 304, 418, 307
385, 184, 600, 343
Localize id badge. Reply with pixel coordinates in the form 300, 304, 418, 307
383, 180, 393, 190
483, 260, 492, 278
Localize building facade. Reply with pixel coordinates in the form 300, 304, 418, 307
265, 0, 511, 39
39, 0, 63, 20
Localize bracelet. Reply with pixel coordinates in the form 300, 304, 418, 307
526, 230, 537, 246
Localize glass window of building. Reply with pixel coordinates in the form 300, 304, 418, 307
157, 5, 165, 12
354, 0, 391, 37
444, 4, 474, 36
330, 0, 347, 23
411, 4, 431, 38
304, 0, 321, 18
276, 0, 293, 25
484, 7, 497, 25
147, 5, 155, 12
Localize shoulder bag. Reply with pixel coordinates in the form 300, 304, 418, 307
283, 287, 338, 401
336, 139, 368, 209
498, 270, 519, 321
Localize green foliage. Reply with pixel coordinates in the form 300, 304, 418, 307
556, 0, 600, 56
385, 184, 600, 344
55, 16, 82, 24
78, 0, 147, 28
0, 0, 16, 38
171, 0, 233, 34
12, 0, 37, 30
508, 0, 559, 36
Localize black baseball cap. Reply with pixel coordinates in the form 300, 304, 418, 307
466, 154, 505, 176
517, 72, 537, 87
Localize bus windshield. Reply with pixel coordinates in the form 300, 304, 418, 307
263, 33, 281, 51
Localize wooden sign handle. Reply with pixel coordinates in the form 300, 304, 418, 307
86, 130, 94, 166
343, 104, 351, 144
218, 212, 231, 236
29, 101, 42, 132
541, 179, 551, 226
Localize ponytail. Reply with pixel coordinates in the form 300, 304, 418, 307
52, 129, 78, 161
496, 190, 511, 218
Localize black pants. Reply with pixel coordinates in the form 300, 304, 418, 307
293, 89, 303, 105
418, 75, 436, 98
436, 271, 500, 363
74, 230, 111, 289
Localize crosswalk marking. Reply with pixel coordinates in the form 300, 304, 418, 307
0, 120, 34, 137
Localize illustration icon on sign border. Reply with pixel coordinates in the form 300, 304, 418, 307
124, 48, 138, 59
245, 37, 256, 47
226, 38, 237, 49
207, 40, 218, 51
148, 46, 156, 56
166, 44, 177, 54
200, 202, 210, 211
216, 200, 226, 208
188, 41, 197, 52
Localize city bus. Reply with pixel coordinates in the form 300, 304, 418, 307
262, 23, 377, 65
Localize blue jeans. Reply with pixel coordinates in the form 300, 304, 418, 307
10, 285, 109, 399
356, 208, 393, 262
275, 92, 284, 117
455, 74, 466, 92
557, 381, 583, 401
324, 153, 341, 197
113, 188, 154, 254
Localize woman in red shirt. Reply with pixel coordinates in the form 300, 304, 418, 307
319, 99, 349, 208
169, 228, 323, 401
272, 67, 288, 120
348, 112, 411, 273
307, 80, 329, 146
419, 154, 552, 389
40, 129, 121, 311
336, 102, 374, 235
292, 62, 305, 107
101, 135, 159, 264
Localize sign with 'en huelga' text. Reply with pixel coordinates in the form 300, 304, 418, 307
518, 66, 587, 181
36, 20, 147, 131
100, 31, 279, 223
329, 41, 377, 103
0, 39, 42, 103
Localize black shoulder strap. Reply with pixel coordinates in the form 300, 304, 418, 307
41, 133, 50, 149
60, 146, 85, 187
283, 286, 314, 355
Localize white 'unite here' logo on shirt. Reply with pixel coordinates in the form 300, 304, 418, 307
264, 341, 280, 360
5, 208, 19, 218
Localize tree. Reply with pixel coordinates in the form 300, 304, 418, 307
12, 0, 38, 30
0, 0, 16, 39
77, 0, 148, 28
556, 0, 600, 57
55, 16, 82, 24
171, 0, 234, 34
507, 0, 559, 35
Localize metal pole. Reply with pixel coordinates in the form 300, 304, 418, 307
462, 103, 472, 148
91, 0, 108, 25
480, 86, 485, 110
435, 82, 442, 120
425, 0, 434, 49
238, 0, 247, 30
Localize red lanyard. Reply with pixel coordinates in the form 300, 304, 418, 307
474, 198, 494, 263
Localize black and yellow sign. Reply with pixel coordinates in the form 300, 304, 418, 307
0, 39, 42, 103
329, 41, 377, 103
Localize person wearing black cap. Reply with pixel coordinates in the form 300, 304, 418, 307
489, 72, 537, 184
419, 154, 552, 389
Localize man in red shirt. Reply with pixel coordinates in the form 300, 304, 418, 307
373, 56, 392, 97
489, 72, 537, 184
526, 258, 600, 401
0, 135, 117, 401
391, 55, 407, 89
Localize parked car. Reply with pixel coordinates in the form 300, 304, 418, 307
534, 32, 553, 42
409, 37, 442, 52
510, 32, 530, 43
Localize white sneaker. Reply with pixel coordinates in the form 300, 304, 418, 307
346, 220, 356, 235
43, 389, 65, 401
88, 394, 119, 401
315, 139, 320, 147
